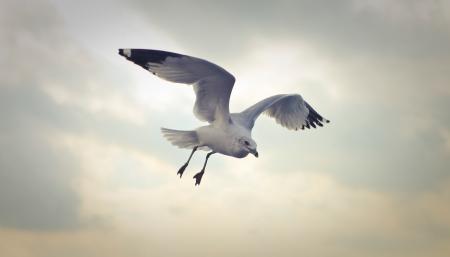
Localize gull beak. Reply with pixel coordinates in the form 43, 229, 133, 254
251, 149, 259, 158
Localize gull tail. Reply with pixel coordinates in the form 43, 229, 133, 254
161, 128, 200, 149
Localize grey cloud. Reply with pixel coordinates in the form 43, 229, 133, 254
0, 110, 80, 230
125, 0, 450, 60
254, 96, 450, 193
0, 0, 84, 230
0, 0, 212, 230
0, 0, 145, 230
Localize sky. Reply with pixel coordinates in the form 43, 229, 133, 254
1, 0, 450, 256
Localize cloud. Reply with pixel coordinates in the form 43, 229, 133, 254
1, 170, 449, 257
0, 0, 177, 230
0, 0, 199, 231
0, 86, 82, 230
0, 0, 85, 231
1, 0, 450, 256
124, 0, 450, 59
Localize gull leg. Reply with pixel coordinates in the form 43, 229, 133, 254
193, 151, 216, 186
177, 146, 198, 178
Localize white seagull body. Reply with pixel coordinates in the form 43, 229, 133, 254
119, 49, 329, 185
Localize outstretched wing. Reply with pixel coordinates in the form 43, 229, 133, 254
235, 94, 330, 130
119, 49, 235, 124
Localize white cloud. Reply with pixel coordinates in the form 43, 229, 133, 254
43, 82, 148, 125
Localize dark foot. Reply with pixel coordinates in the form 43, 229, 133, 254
193, 171, 205, 186
177, 163, 188, 178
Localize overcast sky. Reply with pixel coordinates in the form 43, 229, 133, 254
1, 0, 450, 256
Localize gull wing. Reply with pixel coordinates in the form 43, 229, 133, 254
119, 49, 235, 124
236, 94, 330, 131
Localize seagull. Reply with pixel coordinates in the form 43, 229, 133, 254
118, 49, 329, 186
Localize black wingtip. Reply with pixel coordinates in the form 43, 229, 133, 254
117, 49, 183, 69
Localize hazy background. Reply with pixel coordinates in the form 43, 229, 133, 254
1, 0, 449, 256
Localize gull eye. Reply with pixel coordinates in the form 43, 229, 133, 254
244, 141, 250, 146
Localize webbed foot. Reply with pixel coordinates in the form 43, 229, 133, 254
177, 163, 188, 178
193, 171, 205, 186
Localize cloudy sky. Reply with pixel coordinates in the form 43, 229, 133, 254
1, 0, 450, 256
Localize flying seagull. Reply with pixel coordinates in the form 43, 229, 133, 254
118, 49, 329, 186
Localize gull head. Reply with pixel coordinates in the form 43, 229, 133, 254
239, 137, 258, 158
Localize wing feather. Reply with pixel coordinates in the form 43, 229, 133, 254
236, 94, 329, 131
119, 49, 235, 124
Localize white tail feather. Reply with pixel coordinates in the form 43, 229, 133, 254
160, 128, 199, 149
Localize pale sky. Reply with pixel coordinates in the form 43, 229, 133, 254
1, 0, 450, 256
